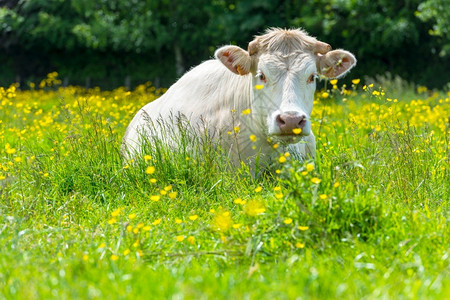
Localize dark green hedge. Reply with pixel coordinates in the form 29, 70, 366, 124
0, 0, 448, 89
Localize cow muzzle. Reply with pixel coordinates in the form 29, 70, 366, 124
275, 111, 308, 135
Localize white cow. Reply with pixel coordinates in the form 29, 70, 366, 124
123, 28, 356, 168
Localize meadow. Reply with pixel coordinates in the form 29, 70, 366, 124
0, 73, 448, 299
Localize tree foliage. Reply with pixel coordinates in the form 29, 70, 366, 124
415, 0, 450, 56
0, 0, 448, 88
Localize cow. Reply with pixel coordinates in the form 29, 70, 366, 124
122, 28, 356, 170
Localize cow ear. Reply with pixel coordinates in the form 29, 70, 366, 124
317, 50, 356, 78
215, 45, 252, 76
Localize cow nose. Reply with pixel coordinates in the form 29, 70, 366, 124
276, 112, 306, 134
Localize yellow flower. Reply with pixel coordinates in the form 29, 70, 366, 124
242, 109, 251, 115
160, 190, 167, 195
175, 218, 183, 224
14, 157, 22, 163
255, 84, 264, 90
98, 242, 106, 248
319, 194, 327, 200
123, 249, 130, 256
279, 156, 287, 163
143, 225, 151, 231
321, 92, 329, 98
111, 208, 121, 217
187, 236, 195, 244
82, 254, 89, 261
298, 226, 309, 231
306, 163, 314, 172
283, 218, 293, 224
168, 192, 177, 199
330, 79, 338, 85
164, 185, 172, 191
249, 134, 257, 142
189, 215, 198, 221
273, 143, 279, 149
107, 218, 117, 225
333, 182, 340, 188
150, 195, 160, 202
254, 186, 262, 193
295, 242, 305, 249
311, 177, 321, 184
128, 213, 136, 220
149, 178, 157, 183
144, 155, 152, 161
275, 193, 283, 199
126, 225, 132, 232
233, 126, 240, 133
284, 152, 290, 157
176, 235, 184, 242
5, 148, 16, 154
111, 254, 119, 261
232, 223, 242, 229
292, 128, 302, 134
234, 198, 243, 204
152, 218, 161, 225
137, 223, 144, 229
244, 200, 266, 216
145, 166, 155, 174
212, 211, 233, 231
352, 79, 360, 84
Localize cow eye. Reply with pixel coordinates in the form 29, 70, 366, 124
256, 71, 266, 82
307, 73, 319, 84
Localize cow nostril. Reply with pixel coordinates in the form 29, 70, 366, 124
276, 115, 285, 126
298, 117, 306, 128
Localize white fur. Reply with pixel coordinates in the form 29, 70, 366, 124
123, 56, 315, 167
123, 29, 356, 169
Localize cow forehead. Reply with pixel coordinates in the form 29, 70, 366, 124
258, 52, 317, 78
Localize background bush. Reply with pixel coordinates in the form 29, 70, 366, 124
0, 0, 449, 89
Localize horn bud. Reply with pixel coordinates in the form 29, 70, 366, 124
248, 40, 259, 56
315, 41, 332, 54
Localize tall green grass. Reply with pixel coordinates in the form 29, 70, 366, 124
0, 82, 448, 299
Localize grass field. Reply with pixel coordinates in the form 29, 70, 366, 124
0, 74, 449, 299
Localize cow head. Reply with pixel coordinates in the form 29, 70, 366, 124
215, 28, 356, 143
